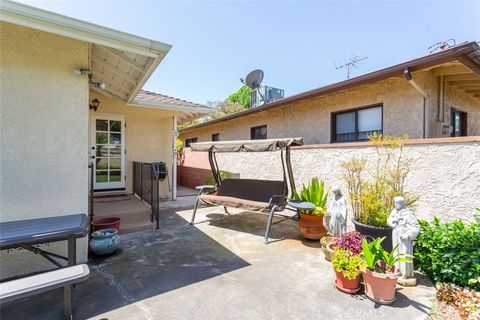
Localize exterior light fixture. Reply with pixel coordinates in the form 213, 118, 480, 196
89, 98, 100, 111
74, 68, 92, 76
90, 80, 106, 90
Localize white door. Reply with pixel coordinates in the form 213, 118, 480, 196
90, 116, 126, 190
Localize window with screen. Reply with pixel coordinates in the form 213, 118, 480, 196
332, 105, 382, 142
250, 125, 267, 140
212, 133, 220, 141
185, 137, 198, 147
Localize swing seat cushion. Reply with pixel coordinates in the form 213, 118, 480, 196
198, 179, 286, 211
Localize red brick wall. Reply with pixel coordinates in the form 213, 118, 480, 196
177, 165, 212, 188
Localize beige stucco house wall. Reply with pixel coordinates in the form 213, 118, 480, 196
89, 92, 175, 198
0, 22, 184, 279
0, 23, 90, 278
179, 70, 480, 144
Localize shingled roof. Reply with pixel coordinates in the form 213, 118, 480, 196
135, 90, 206, 109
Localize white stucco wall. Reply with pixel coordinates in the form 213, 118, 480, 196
89, 92, 176, 198
0, 23, 90, 279
213, 138, 480, 223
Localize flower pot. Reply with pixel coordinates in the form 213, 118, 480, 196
362, 269, 400, 304
89, 228, 120, 255
91, 217, 121, 233
352, 219, 392, 252
299, 213, 326, 240
320, 236, 337, 261
326, 242, 338, 260
334, 270, 361, 294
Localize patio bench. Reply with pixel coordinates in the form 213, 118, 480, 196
0, 264, 90, 320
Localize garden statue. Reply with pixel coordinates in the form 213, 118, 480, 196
324, 186, 347, 238
387, 196, 420, 286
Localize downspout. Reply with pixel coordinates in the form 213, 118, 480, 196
404, 68, 428, 138
172, 116, 177, 200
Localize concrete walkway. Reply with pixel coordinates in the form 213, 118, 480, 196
0, 206, 435, 320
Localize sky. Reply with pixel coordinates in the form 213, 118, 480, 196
17, 0, 480, 105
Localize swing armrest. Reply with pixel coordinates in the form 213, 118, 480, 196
268, 195, 287, 207
195, 185, 217, 194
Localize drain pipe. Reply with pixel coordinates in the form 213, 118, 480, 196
404, 68, 427, 138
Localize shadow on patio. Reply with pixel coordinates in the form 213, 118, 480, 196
0, 210, 250, 319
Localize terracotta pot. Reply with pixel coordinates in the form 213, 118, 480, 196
91, 217, 121, 233
334, 270, 361, 294
362, 269, 401, 304
299, 213, 326, 240
320, 236, 337, 261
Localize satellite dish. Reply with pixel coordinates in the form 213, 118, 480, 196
245, 69, 264, 89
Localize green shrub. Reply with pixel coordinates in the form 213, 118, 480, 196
293, 177, 328, 216
332, 249, 366, 280
414, 218, 480, 290
341, 133, 417, 227
204, 171, 232, 186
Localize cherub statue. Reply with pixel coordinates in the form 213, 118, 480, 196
324, 186, 347, 238
387, 196, 420, 286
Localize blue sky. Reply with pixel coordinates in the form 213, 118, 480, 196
18, 1, 480, 105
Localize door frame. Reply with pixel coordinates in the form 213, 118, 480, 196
90, 114, 126, 191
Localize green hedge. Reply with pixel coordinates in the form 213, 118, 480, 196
414, 218, 480, 290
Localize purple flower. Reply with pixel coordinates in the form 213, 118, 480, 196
334, 231, 363, 255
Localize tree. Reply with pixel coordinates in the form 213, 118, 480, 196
226, 85, 251, 108
208, 100, 246, 120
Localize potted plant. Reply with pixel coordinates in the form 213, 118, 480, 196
293, 178, 328, 240
341, 134, 417, 251
361, 237, 412, 304
331, 249, 366, 294
327, 231, 363, 258
320, 236, 336, 261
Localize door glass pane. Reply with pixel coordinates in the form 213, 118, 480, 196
110, 171, 121, 182
96, 119, 108, 131
96, 158, 108, 169
110, 158, 121, 169
96, 171, 108, 183
110, 120, 121, 132
96, 133, 108, 144
110, 133, 121, 145
96, 145, 109, 157
110, 145, 121, 157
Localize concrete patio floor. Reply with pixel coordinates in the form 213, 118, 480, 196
0, 206, 435, 320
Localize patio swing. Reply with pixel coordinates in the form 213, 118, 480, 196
189, 138, 313, 244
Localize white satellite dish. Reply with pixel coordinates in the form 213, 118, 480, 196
244, 69, 264, 90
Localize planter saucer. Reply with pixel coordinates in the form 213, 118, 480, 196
364, 292, 396, 305
334, 282, 361, 294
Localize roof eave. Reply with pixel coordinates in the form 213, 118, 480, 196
0, 0, 172, 57
180, 41, 480, 133
128, 100, 212, 114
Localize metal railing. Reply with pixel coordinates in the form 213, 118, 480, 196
133, 161, 168, 229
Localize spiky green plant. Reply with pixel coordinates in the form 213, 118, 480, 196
293, 178, 328, 216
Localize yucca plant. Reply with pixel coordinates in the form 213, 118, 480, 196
293, 177, 328, 216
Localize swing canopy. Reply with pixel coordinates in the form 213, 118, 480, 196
189, 138, 303, 153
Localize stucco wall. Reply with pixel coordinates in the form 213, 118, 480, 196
0, 23, 90, 278
89, 92, 176, 199
179, 70, 480, 144
208, 138, 480, 223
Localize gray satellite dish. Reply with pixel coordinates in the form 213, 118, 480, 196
245, 69, 264, 89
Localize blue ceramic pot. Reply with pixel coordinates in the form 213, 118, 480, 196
89, 228, 120, 255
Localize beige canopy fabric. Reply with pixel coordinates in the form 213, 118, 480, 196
190, 138, 303, 152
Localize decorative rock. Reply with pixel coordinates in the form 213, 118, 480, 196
387, 196, 420, 286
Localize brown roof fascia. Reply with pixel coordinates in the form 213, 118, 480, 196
180, 41, 479, 133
